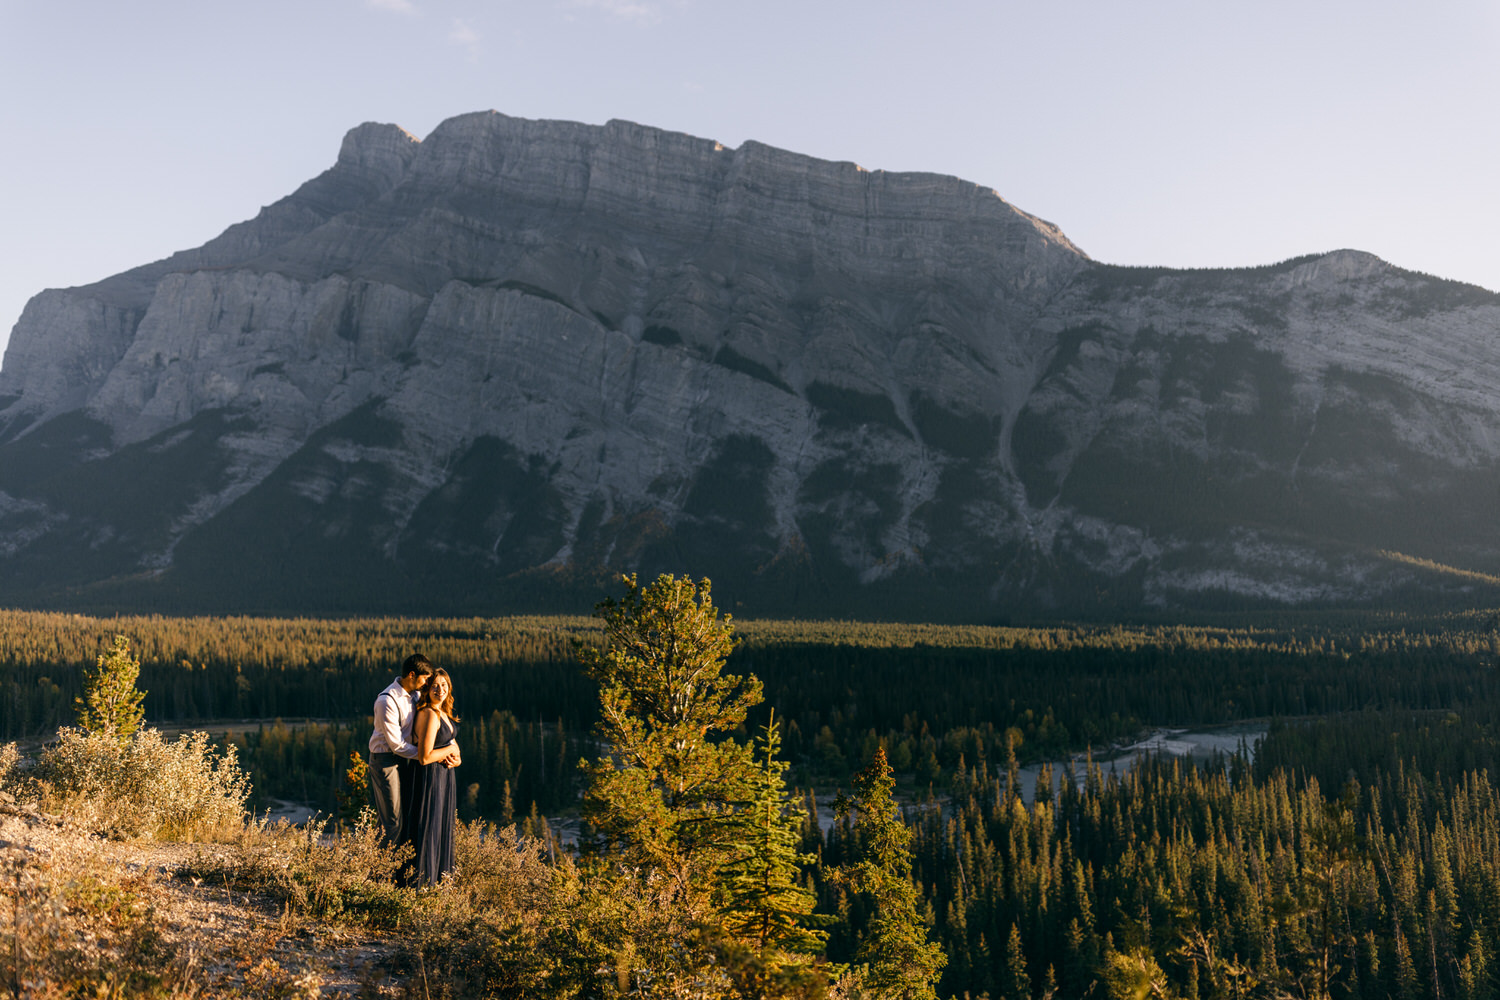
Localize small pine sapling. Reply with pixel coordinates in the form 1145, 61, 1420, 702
75, 634, 146, 744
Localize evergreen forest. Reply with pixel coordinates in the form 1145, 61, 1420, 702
6, 598, 1500, 998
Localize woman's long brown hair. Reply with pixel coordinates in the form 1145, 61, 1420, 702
418, 667, 459, 721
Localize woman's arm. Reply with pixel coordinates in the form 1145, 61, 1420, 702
413, 708, 457, 765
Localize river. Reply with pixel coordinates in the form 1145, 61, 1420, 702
1014, 723, 1267, 803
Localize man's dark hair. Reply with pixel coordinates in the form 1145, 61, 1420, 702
402, 653, 434, 679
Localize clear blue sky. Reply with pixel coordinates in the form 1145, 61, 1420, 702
3, 0, 1497, 359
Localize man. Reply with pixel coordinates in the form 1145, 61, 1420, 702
368, 653, 433, 847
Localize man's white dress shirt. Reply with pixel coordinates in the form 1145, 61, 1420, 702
369, 678, 419, 758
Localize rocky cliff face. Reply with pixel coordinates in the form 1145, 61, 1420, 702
2, 111, 1498, 618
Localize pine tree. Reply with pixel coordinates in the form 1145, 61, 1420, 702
835, 748, 947, 1000
1358, 931, 1381, 1000
1291, 797, 1358, 1000
1103, 945, 1173, 1000
718, 714, 831, 998
579, 573, 763, 889
1394, 929, 1419, 1000
1064, 918, 1095, 996
75, 634, 146, 743
1005, 728, 1023, 803
1004, 922, 1032, 1000
1458, 932, 1493, 1000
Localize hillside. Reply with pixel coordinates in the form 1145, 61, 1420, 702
0, 792, 406, 996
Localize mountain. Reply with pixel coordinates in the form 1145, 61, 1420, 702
3, 111, 1499, 619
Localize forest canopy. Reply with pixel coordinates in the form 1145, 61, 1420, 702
4, 598, 1500, 996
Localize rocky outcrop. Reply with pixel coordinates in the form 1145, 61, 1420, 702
1, 111, 1497, 618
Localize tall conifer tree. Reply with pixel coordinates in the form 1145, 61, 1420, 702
718, 714, 831, 997
835, 748, 947, 999
579, 573, 762, 888
580, 574, 837, 995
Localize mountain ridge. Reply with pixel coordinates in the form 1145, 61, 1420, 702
2, 111, 1498, 619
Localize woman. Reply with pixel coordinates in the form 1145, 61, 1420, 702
409, 667, 462, 886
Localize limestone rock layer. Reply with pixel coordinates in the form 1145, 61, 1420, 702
1, 111, 1498, 617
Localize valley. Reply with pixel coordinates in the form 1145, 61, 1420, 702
3, 110, 1500, 997
5, 601, 1499, 997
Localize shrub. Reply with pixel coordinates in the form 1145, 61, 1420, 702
33, 727, 251, 840
0, 741, 18, 789
186, 810, 416, 928
392, 825, 577, 996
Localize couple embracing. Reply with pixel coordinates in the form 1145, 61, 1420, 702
367, 653, 462, 885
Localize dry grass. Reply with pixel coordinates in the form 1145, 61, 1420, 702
0, 797, 416, 997
0, 727, 418, 997
180, 810, 415, 929
0, 795, 201, 998
0, 732, 845, 998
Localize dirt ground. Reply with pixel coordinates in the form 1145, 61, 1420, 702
0, 794, 412, 998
